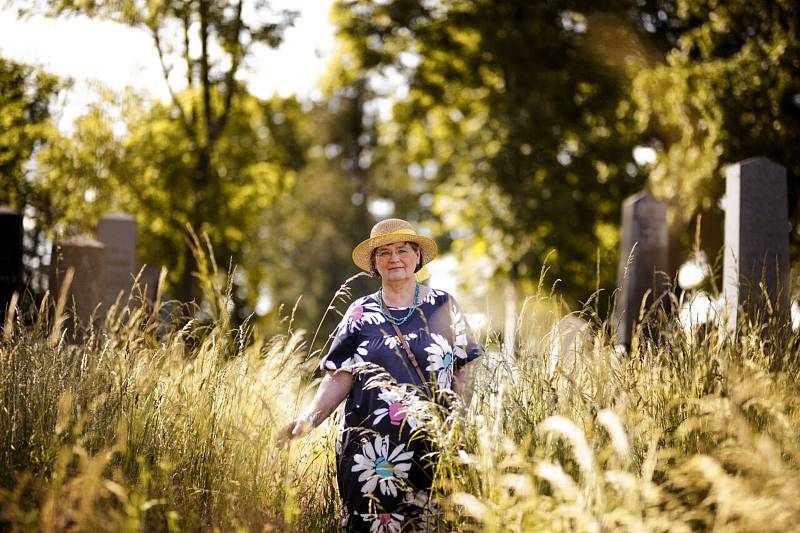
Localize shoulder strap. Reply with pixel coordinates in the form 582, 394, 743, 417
389, 321, 427, 385
380, 299, 429, 389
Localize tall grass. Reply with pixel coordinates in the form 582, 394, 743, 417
436, 291, 800, 532
0, 241, 340, 531
1, 248, 799, 531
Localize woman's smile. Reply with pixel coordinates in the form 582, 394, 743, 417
374, 241, 420, 281
285, 218, 481, 528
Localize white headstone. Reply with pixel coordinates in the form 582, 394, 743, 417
549, 316, 592, 377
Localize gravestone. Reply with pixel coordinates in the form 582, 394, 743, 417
137, 263, 161, 305
548, 316, 597, 412
722, 157, 790, 326
49, 236, 105, 335
548, 316, 592, 377
0, 208, 23, 321
613, 191, 669, 349
96, 213, 137, 311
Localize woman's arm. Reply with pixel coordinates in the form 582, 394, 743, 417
277, 370, 354, 445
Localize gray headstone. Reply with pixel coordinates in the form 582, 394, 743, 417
0, 207, 23, 319
96, 213, 137, 310
49, 236, 105, 334
722, 157, 790, 326
613, 191, 669, 348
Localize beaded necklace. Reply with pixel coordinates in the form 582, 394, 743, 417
378, 283, 420, 326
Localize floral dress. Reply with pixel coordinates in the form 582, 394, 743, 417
320, 288, 482, 532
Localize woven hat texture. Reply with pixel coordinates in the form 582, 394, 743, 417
352, 218, 438, 275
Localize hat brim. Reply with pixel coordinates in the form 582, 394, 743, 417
352, 231, 438, 274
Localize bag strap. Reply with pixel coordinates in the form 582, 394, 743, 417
381, 300, 428, 388
390, 321, 427, 385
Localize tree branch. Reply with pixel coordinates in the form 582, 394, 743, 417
198, 0, 213, 149
214, 0, 245, 141
182, 8, 196, 130
151, 25, 195, 139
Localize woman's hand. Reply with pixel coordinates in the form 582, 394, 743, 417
276, 414, 314, 447
275, 371, 354, 447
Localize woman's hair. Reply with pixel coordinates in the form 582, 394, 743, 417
370, 241, 422, 277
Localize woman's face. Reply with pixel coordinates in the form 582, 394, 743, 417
374, 241, 420, 283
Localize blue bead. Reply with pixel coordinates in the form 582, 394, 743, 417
379, 284, 420, 325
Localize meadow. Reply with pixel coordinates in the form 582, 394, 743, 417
1, 259, 799, 532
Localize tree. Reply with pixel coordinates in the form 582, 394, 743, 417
34, 87, 307, 322
24, 0, 298, 302
0, 57, 60, 204
632, 0, 800, 271
0, 56, 64, 296
249, 53, 389, 335
332, 0, 681, 305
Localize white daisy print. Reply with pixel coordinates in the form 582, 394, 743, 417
383, 332, 417, 350
424, 333, 456, 389
451, 304, 470, 359
360, 512, 405, 533
335, 414, 347, 455
324, 339, 368, 371
421, 288, 445, 305
403, 489, 430, 508
372, 386, 420, 429
343, 299, 386, 333
403, 490, 439, 531
351, 435, 414, 497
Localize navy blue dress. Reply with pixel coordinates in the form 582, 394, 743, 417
320, 287, 482, 532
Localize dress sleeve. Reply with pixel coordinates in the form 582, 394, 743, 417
319, 300, 364, 373
449, 294, 483, 369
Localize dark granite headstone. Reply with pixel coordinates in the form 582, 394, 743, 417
96, 213, 137, 311
128, 263, 161, 312
138, 264, 161, 303
613, 191, 669, 349
0, 208, 23, 320
49, 236, 105, 335
722, 157, 790, 326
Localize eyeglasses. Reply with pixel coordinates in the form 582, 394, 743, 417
375, 246, 414, 261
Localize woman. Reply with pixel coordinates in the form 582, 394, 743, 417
279, 218, 482, 531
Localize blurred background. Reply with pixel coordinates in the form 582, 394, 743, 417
2, 0, 799, 336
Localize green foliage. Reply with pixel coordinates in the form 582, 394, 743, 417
248, 50, 432, 334
0, 57, 61, 206
22, 0, 298, 301
34, 89, 311, 324
332, 0, 672, 305
33, 92, 122, 234
632, 0, 800, 256
0, 56, 66, 294
247, 77, 379, 334
332, 0, 800, 301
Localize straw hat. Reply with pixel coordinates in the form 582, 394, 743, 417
352, 218, 438, 276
